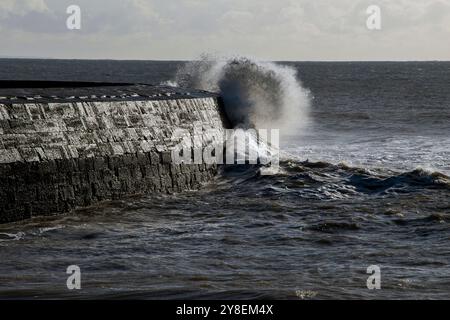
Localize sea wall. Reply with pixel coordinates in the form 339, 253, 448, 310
0, 92, 227, 223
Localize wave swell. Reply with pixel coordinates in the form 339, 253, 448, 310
218, 160, 450, 200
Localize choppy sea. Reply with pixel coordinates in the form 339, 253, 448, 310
0, 59, 449, 299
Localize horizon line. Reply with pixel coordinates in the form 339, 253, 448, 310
1, 56, 450, 63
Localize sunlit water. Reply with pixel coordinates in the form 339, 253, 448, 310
0, 60, 449, 299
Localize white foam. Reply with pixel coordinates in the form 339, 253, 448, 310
176, 55, 311, 136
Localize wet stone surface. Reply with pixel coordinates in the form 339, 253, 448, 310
0, 81, 217, 104
0, 82, 226, 223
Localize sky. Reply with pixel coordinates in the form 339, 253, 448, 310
1, 0, 450, 61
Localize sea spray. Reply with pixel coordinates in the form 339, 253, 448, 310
172, 56, 311, 173
175, 55, 311, 135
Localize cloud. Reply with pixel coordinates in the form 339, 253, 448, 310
0, 0, 449, 60
0, 0, 49, 17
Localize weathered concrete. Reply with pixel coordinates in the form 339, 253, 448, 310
0, 82, 228, 223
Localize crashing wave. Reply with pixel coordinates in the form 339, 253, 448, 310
176, 55, 311, 135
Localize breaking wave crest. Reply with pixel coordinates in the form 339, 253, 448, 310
219, 159, 450, 201
175, 55, 311, 134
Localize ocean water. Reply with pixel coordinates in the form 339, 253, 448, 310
0, 59, 449, 299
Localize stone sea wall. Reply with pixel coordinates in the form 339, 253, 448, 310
0, 96, 227, 223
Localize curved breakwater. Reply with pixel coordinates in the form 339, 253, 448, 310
0, 82, 228, 223
0, 60, 450, 299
